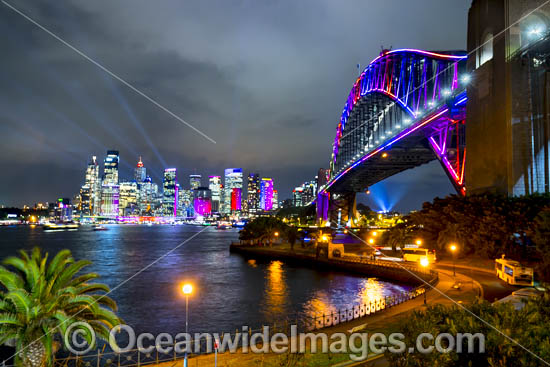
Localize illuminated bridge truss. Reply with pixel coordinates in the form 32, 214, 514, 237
318, 49, 468, 222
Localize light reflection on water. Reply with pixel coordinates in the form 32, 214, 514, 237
0, 226, 411, 334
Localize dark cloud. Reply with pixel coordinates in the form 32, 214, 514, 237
0, 0, 471, 210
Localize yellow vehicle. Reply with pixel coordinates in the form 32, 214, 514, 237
495, 255, 534, 286
402, 247, 436, 264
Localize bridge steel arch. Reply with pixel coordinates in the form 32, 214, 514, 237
318, 49, 468, 225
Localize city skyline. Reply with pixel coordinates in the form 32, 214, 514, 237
0, 0, 470, 211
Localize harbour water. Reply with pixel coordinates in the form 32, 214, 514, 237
0, 225, 411, 336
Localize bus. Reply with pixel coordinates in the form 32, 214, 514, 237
495, 255, 534, 286
402, 247, 436, 264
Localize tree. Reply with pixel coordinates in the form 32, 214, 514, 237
285, 226, 299, 251
386, 292, 550, 366
0, 248, 121, 367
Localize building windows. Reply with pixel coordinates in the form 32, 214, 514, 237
478, 32, 493, 68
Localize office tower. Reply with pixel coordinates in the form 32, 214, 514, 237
79, 156, 101, 216
189, 174, 202, 190
163, 169, 178, 216
260, 178, 274, 211
208, 176, 222, 213
139, 176, 155, 214
273, 190, 279, 210
303, 180, 317, 204
193, 187, 212, 217
178, 189, 193, 217
135, 157, 146, 183
246, 173, 260, 214
293, 186, 304, 207
100, 185, 119, 217
223, 168, 243, 214
231, 188, 242, 212
103, 150, 119, 185
119, 181, 138, 216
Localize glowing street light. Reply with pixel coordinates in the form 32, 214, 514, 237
321, 235, 329, 242
181, 283, 193, 367
461, 74, 471, 84
381, 152, 388, 158
416, 239, 422, 246
420, 258, 429, 305
368, 238, 374, 245
274, 231, 279, 237
450, 244, 458, 277
372, 231, 378, 237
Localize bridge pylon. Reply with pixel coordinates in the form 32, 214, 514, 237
317, 191, 358, 228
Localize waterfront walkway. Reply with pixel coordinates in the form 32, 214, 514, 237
150, 254, 482, 367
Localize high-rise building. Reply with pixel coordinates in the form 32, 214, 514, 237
135, 157, 146, 183
223, 168, 243, 214
208, 176, 222, 213
139, 176, 156, 214
178, 189, 194, 217
100, 185, 119, 217
260, 178, 274, 211
231, 188, 242, 212
273, 190, 279, 210
103, 150, 119, 185
293, 186, 304, 207
163, 169, 178, 216
193, 187, 212, 217
119, 181, 138, 216
79, 156, 100, 216
247, 173, 260, 214
189, 174, 202, 190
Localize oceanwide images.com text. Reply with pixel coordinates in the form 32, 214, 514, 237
65, 322, 485, 361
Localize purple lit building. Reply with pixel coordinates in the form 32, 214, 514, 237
260, 178, 273, 211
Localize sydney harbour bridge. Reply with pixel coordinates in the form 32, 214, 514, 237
317, 49, 468, 224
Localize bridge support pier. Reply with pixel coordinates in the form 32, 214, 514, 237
317, 192, 358, 228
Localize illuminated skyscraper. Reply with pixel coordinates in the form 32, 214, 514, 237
273, 190, 279, 210
247, 173, 260, 214
260, 178, 274, 211
79, 156, 100, 216
231, 188, 242, 212
119, 181, 138, 215
103, 150, 119, 185
208, 176, 222, 213
100, 184, 119, 217
134, 157, 146, 183
193, 187, 212, 217
293, 186, 304, 207
223, 168, 243, 214
139, 176, 156, 214
163, 168, 178, 216
189, 174, 202, 190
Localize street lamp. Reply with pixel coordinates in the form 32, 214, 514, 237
416, 239, 422, 246
450, 244, 457, 277
182, 283, 193, 367
420, 258, 429, 305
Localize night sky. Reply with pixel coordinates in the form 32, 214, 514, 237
0, 0, 471, 211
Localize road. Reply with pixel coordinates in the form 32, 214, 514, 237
435, 264, 517, 302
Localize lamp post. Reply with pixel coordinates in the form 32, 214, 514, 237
420, 258, 429, 305
450, 244, 457, 278
416, 239, 422, 246
182, 284, 193, 367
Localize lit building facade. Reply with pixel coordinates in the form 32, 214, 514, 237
247, 173, 260, 214
189, 175, 202, 190
260, 178, 274, 211
134, 157, 146, 183
103, 150, 119, 185
100, 185, 119, 217
193, 187, 212, 217
119, 181, 138, 216
273, 190, 279, 210
162, 168, 178, 217
208, 176, 222, 213
79, 156, 101, 216
138, 176, 157, 214
231, 188, 242, 212
223, 168, 243, 214
178, 189, 194, 217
